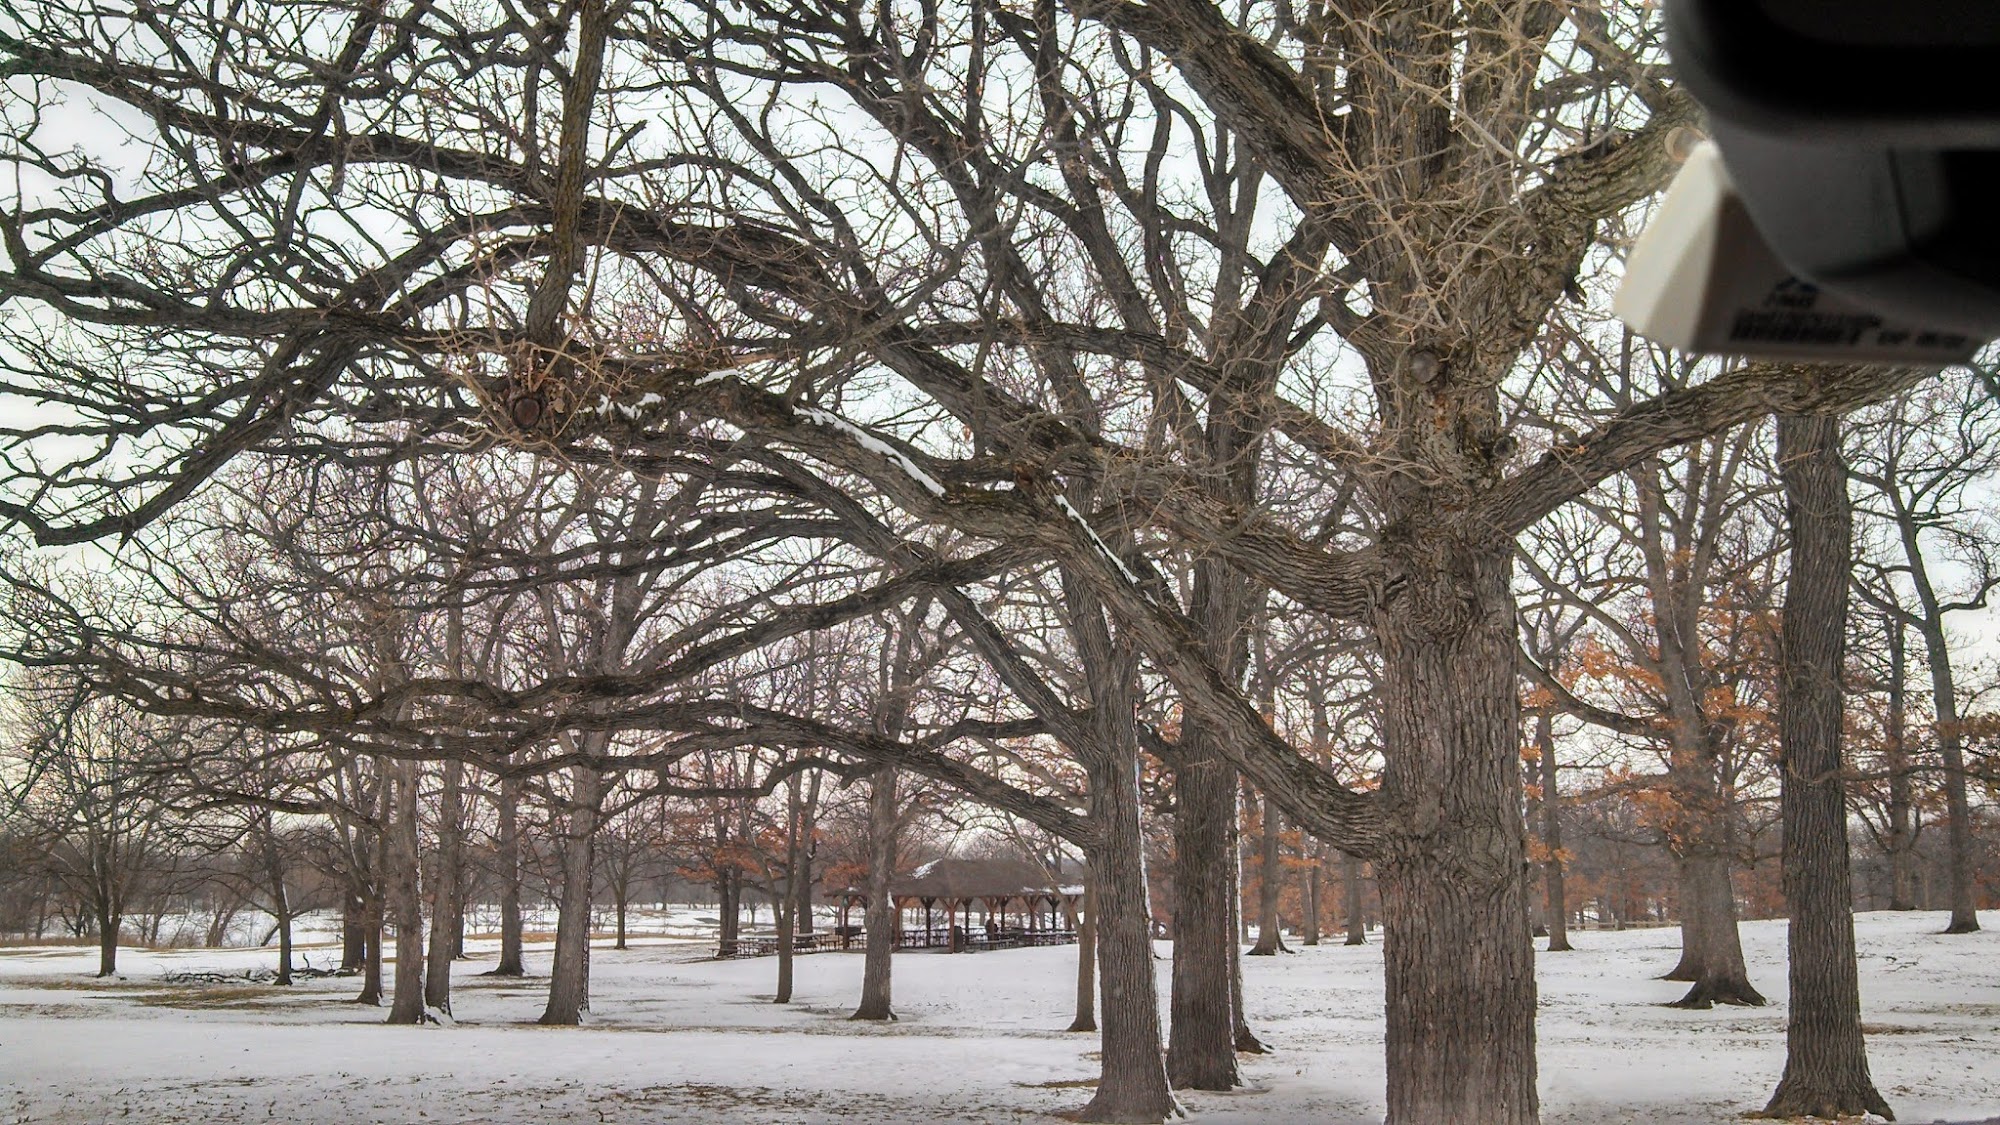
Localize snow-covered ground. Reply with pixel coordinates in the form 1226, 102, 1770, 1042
0, 911, 1994, 1124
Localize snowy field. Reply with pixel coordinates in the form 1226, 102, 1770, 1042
1, 912, 1995, 1124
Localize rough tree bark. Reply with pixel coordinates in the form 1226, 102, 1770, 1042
491, 776, 527, 976
1247, 794, 1288, 956
540, 762, 605, 1025
774, 772, 803, 1005
1342, 852, 1367, 947
1167, 732, 1240, 1090
1068, 879, 1098, 1034
384, 758, 428, 1025
1760, 413, 1892, 1120
851, 765, 900, 1022
1071, 615, 1180, 1123
341, 892, 367, 973
424, 757, 464, 1016
1373, 544, 1538, 1125
1665, 850, 1766, 1008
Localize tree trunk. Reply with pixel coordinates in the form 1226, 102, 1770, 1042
356, 895, 384, 1006
1374, 546, 1536, 1125
1665, 850, 1766, 1008
541, 763, 604, 1025
1920, 616, 1982, 934
1301, 843, 1321, 947
1884, 619, 1918, 912
341, 891, 367, 973
1537, 709, 1573, 953
1077, 707, 1179, 1123
775, 773, 803, 1005
1891, 475, 1982, 934
851, 766, 899, 1021
717, 868, 741, 957
1760, 413, 1892, 1120
385, 760, 428, 1025
1247, 794, 1287, 956
1069, 880, 1098, 1033
1228, 882, 1264, 1053
1166, 734, 1240, 1090
94, 898, 118, 978
261, 824, 294, 985
493, 775, 527, 976
424, 758, 463, 1017
1342, 851, 1367, 946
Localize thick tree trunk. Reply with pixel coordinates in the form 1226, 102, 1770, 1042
1666, 850, 1766, 1008
1077, 713, 1179, 1123
1342, 851, 1367, 946
1166, 734, 1240, 1090
493, 776, 527, 976
851, 766, 899, 1021
540, 765, 603, 1025
1375, 547, 1536, 1125
385, 761, 428, 1025
1247, 794, 1287, 956
1536, 709, 1573, 952
341, 891, 367, 972
540, 764, 603, 1026
1069, 880, 1098, 1033
1758, 412, 1893, 1119
424, 758, 463, 1016
717, 869, 741, 956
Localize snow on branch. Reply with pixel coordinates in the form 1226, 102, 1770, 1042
796, 407, 946, 498
1054, 495, 1143, 588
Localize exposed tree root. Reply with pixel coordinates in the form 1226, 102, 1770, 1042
1669, 977, 1768, 1009
1756, 1081, 1895, 1121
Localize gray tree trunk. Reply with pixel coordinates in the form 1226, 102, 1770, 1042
1537, 709, 1572, 953
1761, 413, 1891, 1119
1166, 735, 1240, 1090
1665, 850, 1766, 1008
1075, 664, 1178, 1123
1301, 842, 1321, 947
775, 773, 803, 1004
1374, 545, 1536, 1125
540, 763, 604, 1025
259, 819, 294, 985
1247, 794, 1287, 956
851, 766, 899, 1021
385, 760, 428, 1025
1068, 880, 1097, 1033
1883, 619, 1919, 911
1342, 852, 1366, 946
492, 776, 526, 976
424, 758, 464, 1016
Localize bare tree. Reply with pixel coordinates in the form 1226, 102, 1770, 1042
1850, 372, 2000, 935
1, 5, 1939, 1121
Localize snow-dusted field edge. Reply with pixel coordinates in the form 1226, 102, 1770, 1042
1, 911, 1994, 1124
